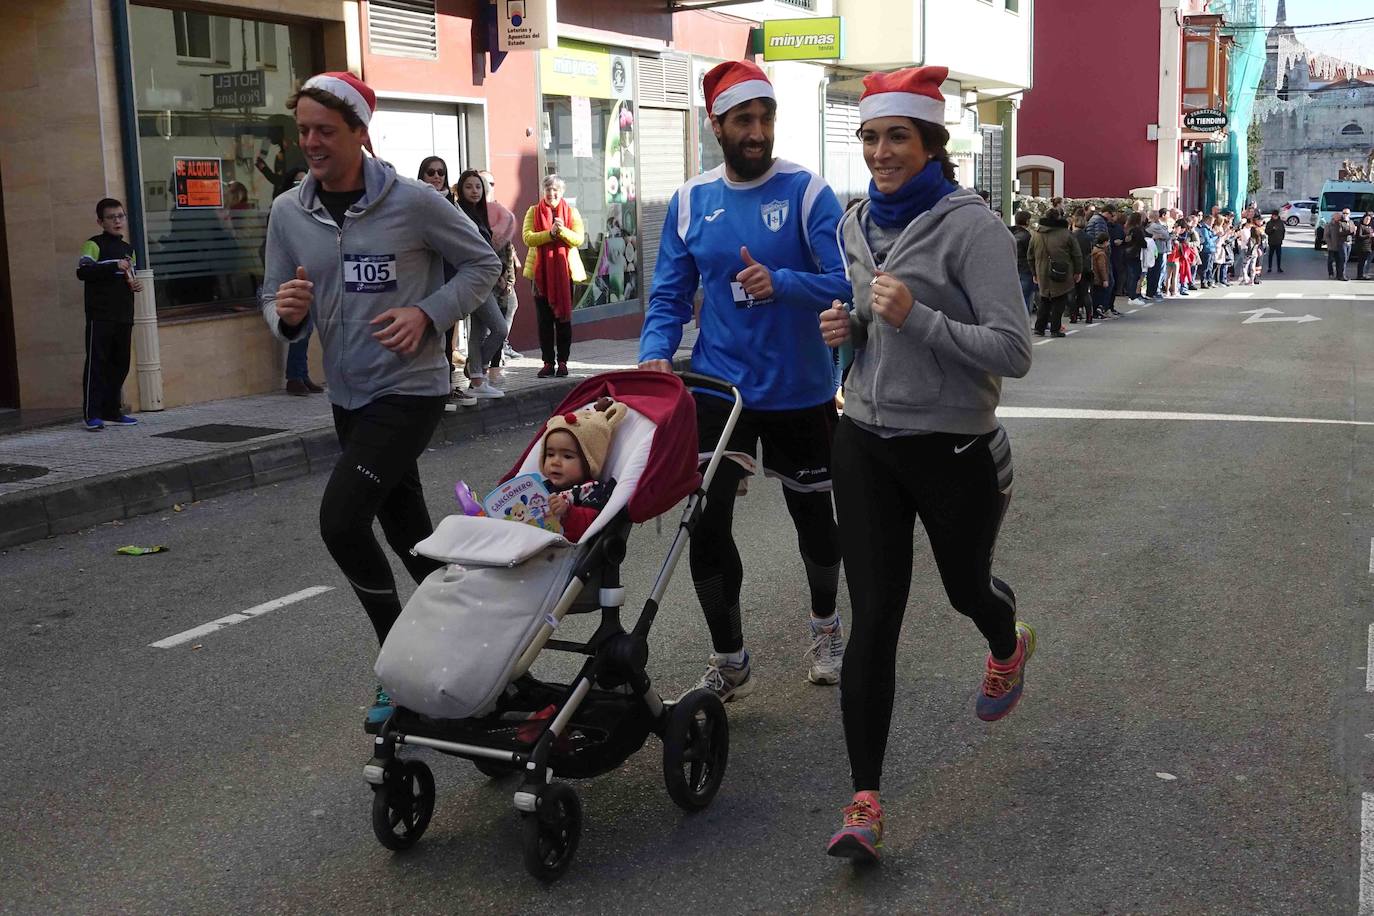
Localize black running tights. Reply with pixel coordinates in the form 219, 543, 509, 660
689, 459, 841, 654
320, 394, 447, 644
832, 418, 1018, 792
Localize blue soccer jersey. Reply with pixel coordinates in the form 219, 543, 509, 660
638, 160, 851, 411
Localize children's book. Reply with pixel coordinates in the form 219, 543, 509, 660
483, 473, 562, 534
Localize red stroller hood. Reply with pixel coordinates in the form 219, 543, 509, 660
503, 370, 702, 523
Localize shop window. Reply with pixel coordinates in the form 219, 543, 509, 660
1273, 169, 1285, 190
173, 11, 228, 64
255, 22, 278, 69
130, 7, 320, 315
539, 43, 640, 312
1342, 123, 1365, 135
1017, 167, 1053, 199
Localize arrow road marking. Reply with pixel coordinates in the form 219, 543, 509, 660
1237, 307, 1321, 325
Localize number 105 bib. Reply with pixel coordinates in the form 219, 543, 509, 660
344, 253, 398, 292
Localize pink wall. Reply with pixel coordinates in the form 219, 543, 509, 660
1018, 3, 1160, 199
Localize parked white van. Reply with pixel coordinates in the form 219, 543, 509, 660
1314, 180, 1374, 249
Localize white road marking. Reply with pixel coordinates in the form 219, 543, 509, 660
1065, 328, 1080, 335
1139, 302, 1152, 308
150, 586, 334, 649
1224, 292, 1254, 299
1361, 792, 1374, 914
997, 407, 1374, 426
1126, 309, 1139, 314
1238, 307, 1321, 325
1369, 538, 1374, 576
1368, 625, 1374, 692
1277, 293, 1304, 299
1033, 339, 1051, 346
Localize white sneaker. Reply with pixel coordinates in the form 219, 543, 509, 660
807, 617, 844, 685
502, 343, 521, 360
694, 652, 755, 702
486, 368, 506, 389
470, 383, 505, 399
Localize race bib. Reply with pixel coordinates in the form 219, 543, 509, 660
344, 254, 398, 293
731, 281, 770, 309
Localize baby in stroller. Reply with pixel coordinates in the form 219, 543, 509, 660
541, 397, 625, 542
366, 370, 744, 881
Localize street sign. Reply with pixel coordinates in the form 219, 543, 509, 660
760, 17, 844, 61
211, 70, 265, 108
1183, 108, 1228, 132
173, 157, 223, 209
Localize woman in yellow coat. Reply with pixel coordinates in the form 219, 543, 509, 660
523, 174, 586, 377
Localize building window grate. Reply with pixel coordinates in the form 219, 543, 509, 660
368, 0, 438, 60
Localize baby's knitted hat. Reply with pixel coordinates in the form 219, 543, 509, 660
543, 398, 628, 479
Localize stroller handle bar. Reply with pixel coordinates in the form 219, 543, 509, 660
675, 371, 744, 496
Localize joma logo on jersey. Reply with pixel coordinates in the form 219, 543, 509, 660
761, 199, 789, 233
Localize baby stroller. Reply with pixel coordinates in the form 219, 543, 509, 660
364, 370, 743, 880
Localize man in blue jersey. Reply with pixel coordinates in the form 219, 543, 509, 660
639, 60, 852, 701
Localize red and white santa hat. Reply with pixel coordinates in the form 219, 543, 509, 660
703, 60, 775, 118
301, 72, 377, 126
859, 65, 949, 126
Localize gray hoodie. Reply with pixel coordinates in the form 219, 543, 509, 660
261, 156, 501, 409
840, 191, 1032, 435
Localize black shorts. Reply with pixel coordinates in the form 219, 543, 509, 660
694, 392, 837, 493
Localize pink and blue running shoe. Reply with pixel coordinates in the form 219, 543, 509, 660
826, 791, 883, 863
976, 621, 1036, 722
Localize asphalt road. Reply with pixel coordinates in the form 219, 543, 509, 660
3, 235, 1373, 914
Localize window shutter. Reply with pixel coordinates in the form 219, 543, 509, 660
368, 0, 438, 60
637, 55, 691, 109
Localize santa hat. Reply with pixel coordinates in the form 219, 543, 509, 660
859, 66, 949, 126
703, 60, 775, 118
301, 72, 376, 127
543, 399, 628, 480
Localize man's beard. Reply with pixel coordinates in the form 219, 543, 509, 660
721, 134, 773, 181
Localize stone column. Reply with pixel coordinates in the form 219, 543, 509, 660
131, 269, 163, 411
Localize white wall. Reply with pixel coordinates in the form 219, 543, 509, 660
923, 0, 1031, 91
766, 60, 826, 173
836, 0, 920, 70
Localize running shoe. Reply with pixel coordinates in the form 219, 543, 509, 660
364, 684, 394, 733
105, 414, 139, 426
502, 342, 522, 360
537, 363, 555, 379
556, 362, 570, 377
84, 418, 104, 432
975, 621, 1036, 722
807, 616, 844, 685
827, 791, 884, 863
695, 651, 754, 702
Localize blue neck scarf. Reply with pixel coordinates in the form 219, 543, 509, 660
867, 160, 959, 229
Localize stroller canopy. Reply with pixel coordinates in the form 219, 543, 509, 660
504, 370, 702, 526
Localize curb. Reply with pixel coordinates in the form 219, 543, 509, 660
0, 370, 651, 550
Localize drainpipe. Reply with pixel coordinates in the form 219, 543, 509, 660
110, 0, 163, 411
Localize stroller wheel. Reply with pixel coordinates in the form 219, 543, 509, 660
371, 759, 436, 851
662, 688, 729, 812
521, 783, 582, 881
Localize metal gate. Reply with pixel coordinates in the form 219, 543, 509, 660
637, 107, 688, 297
823, 92, 866, 207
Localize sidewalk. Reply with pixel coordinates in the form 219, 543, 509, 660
0, 330, 695, 548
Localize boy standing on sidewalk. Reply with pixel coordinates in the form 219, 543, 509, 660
76, 198, 143, 431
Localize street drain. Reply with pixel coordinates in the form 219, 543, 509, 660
0, 463, 50, 484
153, 423, 287, 443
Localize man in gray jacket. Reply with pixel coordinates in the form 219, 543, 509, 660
261, 72, 500, 730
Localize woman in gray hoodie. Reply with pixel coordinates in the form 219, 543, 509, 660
817, 66, 1034, 865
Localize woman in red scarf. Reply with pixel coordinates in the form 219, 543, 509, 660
522, 174, 587, 378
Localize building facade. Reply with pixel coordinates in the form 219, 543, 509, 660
1254, 0, 1374, 211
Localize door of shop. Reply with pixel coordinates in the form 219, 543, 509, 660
638, 107, 689, 297
369, 100, 466, 185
